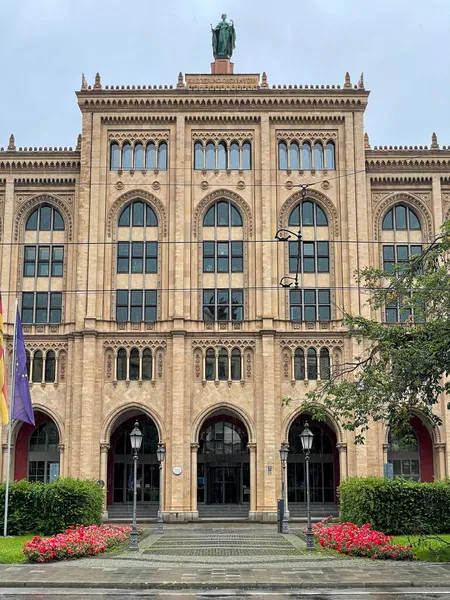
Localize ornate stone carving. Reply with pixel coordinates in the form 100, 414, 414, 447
157, 352, 163, 378
344, 72, 352, 88
373, 193, 433, 240
280, 339, 344, 350
105, 350, 113, 382
94, 72, 102, 89
107, 132, 169, 144
194, 350, 202, 380
104, 340, 166, 350
100, 443, 111, 453
282, 349, 290, 380
279, 188, 339, 237
107, 189, 167, 238
192, 339, 255, 350
276, 131, 337, 143
14, 194, 74, 241
193, 132, 253, 144
245, 350, 252, 380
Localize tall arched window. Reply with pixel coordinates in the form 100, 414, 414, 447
146, 142, 156, 170
205, 142, 215, 170
326, 142, 335, 170
231, 349, 241, 380
302, 142, 312, 170
158, 142, 167, 170
218, 142, 227, 170
122, 143, 132, 170
288, 201, 328, 227
26, 206, 64, 231
218, 348, 228, 380
32, 351, 43, 383
242, 141, 251, 170
230, 142, 240, 170
319, 348, 330, 380
314, 142, 324, 170
203, 201, 243, 227
382, 204, 421, 230
307, 348, 317, 380
194, 141, 204, 170
294, 348, 305, 380
118, 201, 158, 229
205, 348, 215, 381
134, 143, 144, 170
117, 348, 127, 381
278, 141, 288, 170
110, 142, 120, 170
45, 351, 56, 383
129, 348, 140, 381
142, 348, 152, 381
290, 142, 300, 170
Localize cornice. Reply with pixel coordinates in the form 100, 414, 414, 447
0, 158, 80, 171
13, 177, 78, 186
366, 157, 450, 172
369, 176, 432, 185
101, 116, 176, 124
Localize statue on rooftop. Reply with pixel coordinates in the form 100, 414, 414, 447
211, 14, 236, 60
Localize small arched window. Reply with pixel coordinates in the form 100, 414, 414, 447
118, 201, 158, 228
146, 142, 156, 170
302, 142, 312, 170
231, 349, 241, 380
290, 142, 300, 170
230, 142, 240, 170
294, 348, 305, 380
45, 350, 56, 383
205, 142, 215, 170
307, 348, 317, 380
242, 141, 251, 170
30, 422, 59, 452
32, 350, 43, 383
218, 142, 227, 170
203, 201, 243, 227
129, 348, 140, 381
382, 204, 421, 231
288, 201, 328, 227
142, 348, 152, 381
194, 141, 204, 170
26, 206, 64, 231
117, 348, 127, 381
314, 142, 324, 170
205, 348, 215, 381
319, 348, 330, 380
218, 348, 228, 380
122, 143, 132, 170
278, 141, 288, 170
326, 142, 335, 170
158, 142, 167, 170
110, 142, 120, 170
134, 143, 144, 170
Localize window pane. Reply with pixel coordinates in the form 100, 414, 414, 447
386, 307, 398, 323
304, 290, 316, 304
146, 142, 156, 169
397, 245, 409, 261
117, 289, 128, 306
291, 306, 301, 321
204, 206, 214, 226
158, 142, 167, 170
231, 290, 243, 304
38, 262, 49, 277
53, 210, 64, 230
40, 206, 51, 231
288, 206, 300, 227
302, 201, 314, 225
24, 263, 35, 277
290, 290, 301, 305
217, 289, 229, 305
318, 290, 330, 304
145, 290, 156, 306
146, 206, 157, 226
26, 210, 38, 230
383, 245, 394, 260
132, 202, 144, 226
217, 202, 229, 226
142, 349, 152, 380
25, 246, 35, 259
231, 205, 242, 226
122, 143, 132, 169
302, 143, 311, 169
36, 292, 48, 308
144, 306, 156, 322
117, 307, 128, 322
318, 306, 331, 321
129, 349, 140, 380
304, 306, 316, 321
110, 143, 120, 170
409, 209, 420, 230
382, 209, 393, 230
242, 141, 251, 170
314, 142, 323, 169
290, 142, 299, 170
194, 141, 203, 170
395, 205, 407, 229
218, 142, 227, 170
50, 292, 62, 308
205, 142, 215, 170
118, 206, 130, 227
230, 142, 239, 169
23, 292, 34, 309
131, 306, 142, 322
134, 144, 144, 170
231, 349, 241, 380
218, 350, 228, 380
326, 142, 335, 169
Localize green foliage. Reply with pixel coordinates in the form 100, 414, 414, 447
339, 477, 450, 535
0, 478, 103, 536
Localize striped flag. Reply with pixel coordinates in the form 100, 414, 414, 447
0, 293, 8, 425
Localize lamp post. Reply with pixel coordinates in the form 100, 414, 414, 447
279, 442, 289, 534
300, 421, 315, 550
129, 420, 143, 551
156, 443, 166, 534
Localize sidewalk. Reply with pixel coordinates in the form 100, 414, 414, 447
0, 525, 449, 591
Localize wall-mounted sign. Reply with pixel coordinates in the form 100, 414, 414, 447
173, 466, 182, 476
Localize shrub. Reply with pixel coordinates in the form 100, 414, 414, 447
339, 477, 450, 535
23, 524, 131, 563
0, 478, 104, 536
314, 517, 414, 560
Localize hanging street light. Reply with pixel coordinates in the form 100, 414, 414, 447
129, 420, 143, 551
300, 421, 315, 550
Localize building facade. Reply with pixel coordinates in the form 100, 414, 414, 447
0, 58, 449, 521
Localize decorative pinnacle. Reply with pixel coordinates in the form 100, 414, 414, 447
358, 72, 364, 89
261, 72, 268, 88
7, 134, 16, 151
177, 72, 185, 88
81, 73, 87, 90
94, 72, 102, 89
431, 132, 439, 149
76, 134, 82, 150
364, 132, 371, 149
344, 72, 352, 88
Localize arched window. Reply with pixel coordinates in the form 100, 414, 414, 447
230, 142, 240, 170
129, 348, 140, 381
26, 206, 64, 231
28, 422, 59, 483
205, 141, 215, 170
314, 142, 324, 170
45, 351, 56, 383
302, 142, 312, 170
218, 348, 228, 380
30, 422, 58, 452
122, 143, 132, 170
388, 429, 420, 481
294, 348, 305, 380
142, 348, 152, 381
26, 350, 31, 379
203, 201, 243, 227
32, 350, 43, 383
382, 204, 421, 230
319, 348, 330, 380
290, 142, 300, 170
194, 141, 204, 170
288, 200, 328, 227
218, 141, 227, 170
158, 142, 167, 170
205, 348, 215, 381
231, 349, 241, 380
242, 141, 251, 170
118, 201, 158, 228
146, 142, 156, 170
278, 141, 288, 170
307, 348, 317, 380
326, 142, 335, 170
134, 143, 144, 170
117, 348, 127, 381
110, 142, 120, 170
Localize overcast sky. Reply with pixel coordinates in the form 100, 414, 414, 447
2, 0, 450, 149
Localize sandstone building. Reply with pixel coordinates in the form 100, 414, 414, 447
0, 52, 449, 521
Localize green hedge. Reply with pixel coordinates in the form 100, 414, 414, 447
0, 478, 104, 536
339, 477, 450, 535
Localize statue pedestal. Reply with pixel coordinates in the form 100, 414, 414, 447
211, 59, 234, 74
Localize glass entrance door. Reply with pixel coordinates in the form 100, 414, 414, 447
207, 466, 239, 504
113, 462, 159, 503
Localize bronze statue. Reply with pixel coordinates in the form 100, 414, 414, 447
211, 14, 236, 59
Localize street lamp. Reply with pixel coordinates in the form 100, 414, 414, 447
156, 443, 166, 534
300, 421, 315, 550
279, 442, 289, 534
129, 420, 143, 551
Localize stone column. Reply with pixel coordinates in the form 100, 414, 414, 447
248, 442, 257, 518
190, 443, 199, 519
99, 443, 110, 519
57, 444, 65, 478
434, 443, 446, 480
382, 443, 389, 469
337, 443, 348, 481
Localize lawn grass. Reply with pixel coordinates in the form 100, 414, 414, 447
393, 534, 450, 562
0, 536, 34, 564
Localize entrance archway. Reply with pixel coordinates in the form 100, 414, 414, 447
107, 413, 160, 519
287, 414, 339, 518
197, 412, 250, 517
386, 416, 434, 482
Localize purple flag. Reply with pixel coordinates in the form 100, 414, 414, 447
12, 310, 35, 426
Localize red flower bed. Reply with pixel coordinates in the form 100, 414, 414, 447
23, 524, 131, 563
313, 517, 414, 560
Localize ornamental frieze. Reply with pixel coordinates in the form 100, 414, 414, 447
103, 340, 167, 350
280, 339, 344, 350
191, 339, 255, 350
276, 131, 337, 142
107, 132, 169, 144
192, 132, 253, 143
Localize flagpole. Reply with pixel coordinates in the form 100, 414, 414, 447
3, 297, 18, 538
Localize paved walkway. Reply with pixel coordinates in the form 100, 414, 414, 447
0, 525, 449, 590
